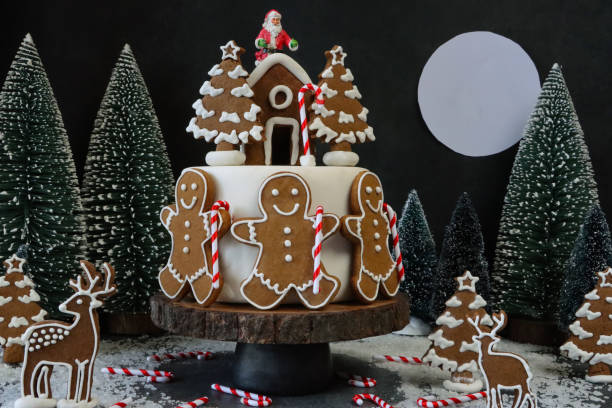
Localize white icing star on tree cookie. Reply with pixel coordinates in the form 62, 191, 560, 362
456, 271, 479, 293
220, 40, 243, 61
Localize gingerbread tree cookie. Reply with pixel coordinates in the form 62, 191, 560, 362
186, 40, 264, 166
341, 171, 399, 303
231, 172, 340, 310
560, 267, 612, 383
422, 271, 493, 392
467, 311, 537, 408
159, 168, 231, 306
0, 250, 47, 363
309, 45, 375, 167
16, 260, 116, 408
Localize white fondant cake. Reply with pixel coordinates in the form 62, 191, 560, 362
205, 165, 368, 303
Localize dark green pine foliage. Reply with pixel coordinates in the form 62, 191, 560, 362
430, 192, 490, 319
0, 34, 84, 317
81, 45, 174, 313
558, 206, 612, 330
398, 190, 437, 322
493, 64, 599, 320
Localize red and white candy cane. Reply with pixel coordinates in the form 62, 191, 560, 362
101, 367, 174, 377
197, 351, 214, 360
312, 205, 324, 294
353, 393, 394, 408
211, 200, 230, 289
176, 396, 208, 408
148, 351, 211, 362
298, 83, 323, 166
108, 397, 132, 408
211, 383, 272, 406
382, 203, 405, 282
337, 372, 377, 388
373, 355, 423, 365
417, 391, 487, 407
147, 376, 172, 383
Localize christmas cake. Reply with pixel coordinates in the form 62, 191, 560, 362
159, 10, 401, 310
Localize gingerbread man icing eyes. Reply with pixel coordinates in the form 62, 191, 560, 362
231, 172, 341, 310
341, 171, 400, 303
158, 168, 231, 306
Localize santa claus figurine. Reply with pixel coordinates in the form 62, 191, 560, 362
255, 9, 298, 64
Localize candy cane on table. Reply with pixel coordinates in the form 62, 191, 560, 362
382, 203, 405, 282
352, 393, 393, 408
312, 205, 324, 294
297, 83, 323, 166
148, 351, 212, 362
175, 396, 208, 408
337, 372, 377, 388
101, 367, 174, 377
147, 376, 172, 383
417, 391, 487, 407
373, 355, 423, 365
108, 397, 132, 408
211, 200, 230, 289
197, 351, 214, 360
211, 383, 272, 406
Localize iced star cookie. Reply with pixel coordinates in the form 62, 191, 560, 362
341, 171, 399, 303
158, 168, 231, 306
231, 172, 340, 310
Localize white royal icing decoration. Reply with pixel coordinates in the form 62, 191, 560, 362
344, 86, 362, 99
228, 65, 248, 79
0, 276, 9, 287
192, 99, 214, 118
15, 275, 35, 289
357, 107, 369, 122
445, 296, 462, 307
436, 311, 464, 328
428, 329, 455, 349
208, 64, 223, 76
338, 111, 355, 124
597, 334, 612, 345
0, 295, 12, 306
8, 316, 29, 328
576, 303, 602, 320
320, 83, 338, 98
422, 348, 458, 372
199, 81, 224, 97
468, 295, 487, 310
244, 104, 261, 122
330, 46, 347, 66
560, 341, 593, 363
311, 102, 335, 118
585, 289, 600, 300
309, 117, 338, 142
284, 254, 293, 263
460, 340, 480, 353
230, 83, 254, 97
569, 320, 593, 339
219, 111, 240, 123
31, 309, 47, 322
321, 66, 333, 78
340, 69, 354, 82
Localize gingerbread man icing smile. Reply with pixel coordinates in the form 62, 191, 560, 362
231, 172, 340, 310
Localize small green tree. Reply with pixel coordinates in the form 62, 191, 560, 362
430, 192, 490, 319
494, 64, 599, 320
0, 34, 84, 317
81, 45, 174, 313
398, 190, 437, 322
558, 206, 612, 330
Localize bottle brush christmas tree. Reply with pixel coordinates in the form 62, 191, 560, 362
398, 189, 437, 323
430, 192, 490, 320
558, 206, 612, 330
0, 34, 84, 317
81, 44, 174, 315
494, 64, 599, 321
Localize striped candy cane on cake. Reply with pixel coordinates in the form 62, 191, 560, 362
148, 351, 212, 362
147, 376, 172, 383
352, 393, 393, 408
382, 203, 404, 282
101, 367, 174, 377
211, 383, 272, 406
416, 391, 487, 407
373, 355, 423, 364
297, 83, 324, 166
337, 372, 377, 388
108, 397, 132, 408
211, 200, 230, 289
197, 351, 214, 360
175, 396, 208, 408
312, 205, 324, 294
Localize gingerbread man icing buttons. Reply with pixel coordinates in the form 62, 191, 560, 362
231, 172, 341, 310
342, 171, 399, 303
158, 168, 231, 306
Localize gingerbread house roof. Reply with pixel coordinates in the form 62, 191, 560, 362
247, 53, 312, 87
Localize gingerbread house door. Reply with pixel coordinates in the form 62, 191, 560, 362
264, 117, 299, 165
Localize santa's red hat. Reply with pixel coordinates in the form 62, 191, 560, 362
263, 9, 282, 26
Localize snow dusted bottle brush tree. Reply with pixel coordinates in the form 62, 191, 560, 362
81, 45, 174, 321
560, 268, 612, 382
494, 64, 599, 324
397, 190, 437, 331
422, 270, 493, 392
0, 34, 84, 318
558, 206, 612, 331
430, 192, 490, 321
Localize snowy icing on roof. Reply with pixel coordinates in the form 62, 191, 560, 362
247, 53, 312, 87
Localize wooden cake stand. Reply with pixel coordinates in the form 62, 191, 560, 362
150, 293, 410, 395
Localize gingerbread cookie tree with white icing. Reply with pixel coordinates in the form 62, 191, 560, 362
560, 267, 612, 383
187, 40, 264, 166
310, 45, 375, 167
422, 270, 493, 393
0, 249, 47, 363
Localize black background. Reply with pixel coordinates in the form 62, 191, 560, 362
0, 1, 611, 265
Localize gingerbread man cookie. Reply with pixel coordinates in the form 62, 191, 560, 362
231, 172, 340, 310
342, 171, 399, 303
158, 168, 231, 306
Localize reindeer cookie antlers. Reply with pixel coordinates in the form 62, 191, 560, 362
16, 260, 116, 408
467, 311, 537, 408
